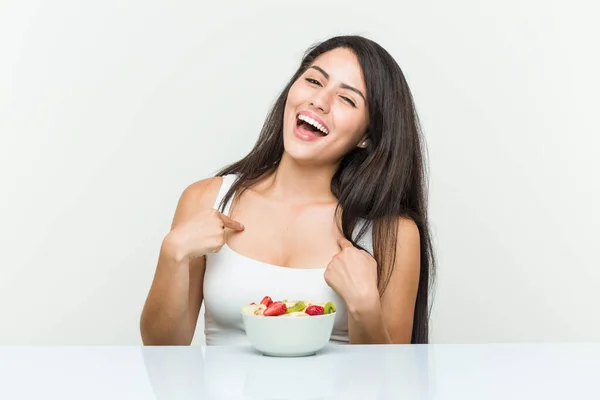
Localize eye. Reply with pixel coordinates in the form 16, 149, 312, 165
340, 96, 356, 107
305, 78, 322, 86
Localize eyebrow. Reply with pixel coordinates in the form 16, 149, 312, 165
308, 65, 366, 103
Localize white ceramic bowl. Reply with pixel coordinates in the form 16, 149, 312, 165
242, 312, 336, 357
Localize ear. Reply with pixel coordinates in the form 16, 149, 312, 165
357, 135, 370, 149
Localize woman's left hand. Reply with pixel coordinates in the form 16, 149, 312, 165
324, 237, 380, 310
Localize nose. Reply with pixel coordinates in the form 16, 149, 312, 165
310, 89, 332, 114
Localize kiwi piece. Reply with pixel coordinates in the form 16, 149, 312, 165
324, 301, 336, 314
285, 300, 306, 314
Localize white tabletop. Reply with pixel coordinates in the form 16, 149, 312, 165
1, 343, 599, 399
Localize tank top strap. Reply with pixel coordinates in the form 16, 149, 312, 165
212, 174, 239, 215
353, 218, 374, 256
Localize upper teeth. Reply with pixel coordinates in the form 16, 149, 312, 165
298, 114, 329, 135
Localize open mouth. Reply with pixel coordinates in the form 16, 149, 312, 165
296, 114, 329, 137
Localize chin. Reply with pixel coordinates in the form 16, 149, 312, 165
282, 128, 321, 163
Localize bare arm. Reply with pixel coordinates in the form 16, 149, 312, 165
140, 177, 222, 345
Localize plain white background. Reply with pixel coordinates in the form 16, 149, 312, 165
1, 0, 598, 345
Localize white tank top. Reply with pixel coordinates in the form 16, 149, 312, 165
202, 174, 373, 345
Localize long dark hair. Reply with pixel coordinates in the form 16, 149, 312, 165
215, 35, 436, 344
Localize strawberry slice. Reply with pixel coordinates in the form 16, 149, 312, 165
305, 305, 324, 316
263, 302, 287, 316
260, 296, 273, 307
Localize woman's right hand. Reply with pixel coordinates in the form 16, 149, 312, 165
164, 209, 245, 262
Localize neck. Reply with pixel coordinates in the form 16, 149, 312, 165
258, 152, 339, 204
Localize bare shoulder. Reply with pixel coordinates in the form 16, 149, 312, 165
179, 176, 223, 208
170, 176, 223, 228
396, 217, 420, 248
394, 217, 421, 270
390, 217, 421, 274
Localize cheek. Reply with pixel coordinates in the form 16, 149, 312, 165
286, 82, 307, 108
334, 109, 367, 140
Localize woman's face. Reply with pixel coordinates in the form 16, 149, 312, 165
282, 47, 370, 165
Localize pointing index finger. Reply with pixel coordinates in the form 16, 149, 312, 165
217, 212, 245, 231
337, 236, 354, 249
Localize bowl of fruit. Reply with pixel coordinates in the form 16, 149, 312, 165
241, 296, 337, 357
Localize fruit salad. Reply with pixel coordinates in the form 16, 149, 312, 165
241, 296, 336, 317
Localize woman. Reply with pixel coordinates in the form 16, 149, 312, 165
140, 35, 436, 346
